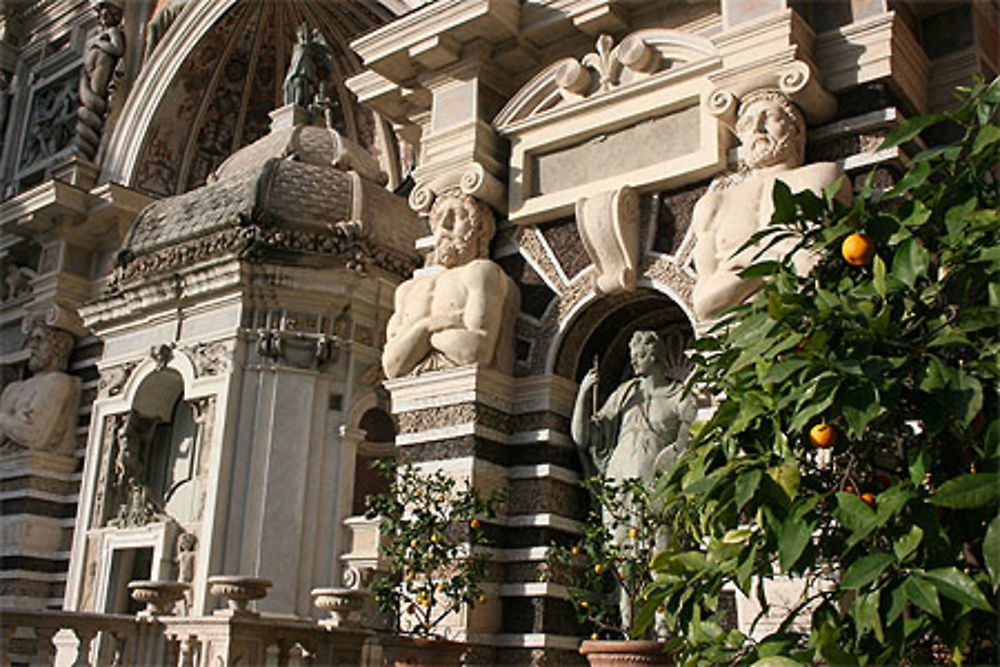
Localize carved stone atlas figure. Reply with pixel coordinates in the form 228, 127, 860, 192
691, 89, 851, 322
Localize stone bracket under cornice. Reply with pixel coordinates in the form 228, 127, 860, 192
0, 158, 152, 245
350, 0, 520, 85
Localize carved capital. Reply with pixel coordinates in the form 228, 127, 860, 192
408, 162, 506, 216
708, 59, 836, 127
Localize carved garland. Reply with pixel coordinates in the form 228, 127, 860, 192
110, 221, 418, 290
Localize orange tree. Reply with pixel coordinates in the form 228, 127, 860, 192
642, 78, 1000, 665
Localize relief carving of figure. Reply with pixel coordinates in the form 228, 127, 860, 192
108, 410, 164, 528
283, 23, 333, 108
382, 191, 519, 379
0, 322, 80, 455
73, 0, 125, 160
571, 330, 696, 630
691, 89, 851, 321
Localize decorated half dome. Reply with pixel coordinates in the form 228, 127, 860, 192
112, 104, 421, 291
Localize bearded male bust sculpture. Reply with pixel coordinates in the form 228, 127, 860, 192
0, 322, 81, 455
382, 191, 519, 379
691, 89, 851, 322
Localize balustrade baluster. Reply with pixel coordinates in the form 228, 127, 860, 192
109, 628, 130, 667
33, 627, 57, 667
276, 638, 292, 667
298, 639, 317, 666
72, 628, 97, 667
177, 634, 199, 667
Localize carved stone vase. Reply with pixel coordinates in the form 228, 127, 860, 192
579, 639, 674, 666
128, 580, 189, 617
377, 635, 468, 667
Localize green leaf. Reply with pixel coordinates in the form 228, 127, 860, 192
761, 359, 811, 384
752, 657, 805, 667
924, 567, 995, 611
891, 238, 930, 288
984, 513, 1000, 589
879, 113, 945, 150
778, 516, 813, 572
872, 255, 887, 297
902, 199, 932, 228
905, 575, 942, 618
739, 261, 783, 278
928, 473, 1000, 508
767, 459, 800, 501
771, 180, 795, 223
735, 469, 762, 510
972, 123, 1000, 155
886, 160, 932, 198
893, 525, 924, 562
834, 492, 878, 548
841, 384, 881, 438
842, 553, 894, 589
855, 590, 884, 642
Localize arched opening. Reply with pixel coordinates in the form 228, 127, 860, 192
351, 407, 396, 516
110, 0, 402, 196
554, 288, 694, 402
111, 369, 202, 526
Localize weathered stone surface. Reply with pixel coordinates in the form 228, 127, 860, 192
531, 107, 700, 196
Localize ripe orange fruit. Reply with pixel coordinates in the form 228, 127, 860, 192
842, 233, 876, 266
861, 492, 876, 509
591, 633, 599, 640
571, 546, 582, 557
469, 518, 481, 530
809, 423, 836, 449
844, 485, 856, 494
628, 527, 639, 539
593, 563, 604, 574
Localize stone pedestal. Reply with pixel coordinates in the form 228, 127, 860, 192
0, 450, 78, 609
385, 366, 585, 663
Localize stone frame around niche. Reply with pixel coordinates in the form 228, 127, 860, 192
495, 31, 728, 225
89, 521, 180, 614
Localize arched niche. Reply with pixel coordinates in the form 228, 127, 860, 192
553, 288, 694, 403
115, 368, 203, 524
104, 0, 402, 195
350, 406, 395, 516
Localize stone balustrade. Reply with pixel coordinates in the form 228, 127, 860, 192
0, 607, 369, 666
0, 608, 165, 666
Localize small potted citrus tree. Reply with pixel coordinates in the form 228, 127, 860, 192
547, 476, 675, 666
365, 461, 503, 665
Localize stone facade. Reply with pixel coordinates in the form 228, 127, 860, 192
0, 0, 996, 662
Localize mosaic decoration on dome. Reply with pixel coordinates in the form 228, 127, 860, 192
133, 0, 391, 197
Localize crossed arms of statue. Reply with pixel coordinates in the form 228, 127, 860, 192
382, 260, 514, 379
0, 373, 80, 452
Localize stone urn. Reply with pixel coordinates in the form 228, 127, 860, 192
579, 640, 674, 666
207, 575, 272, 616
128, 580, 189, 617
311, 587, 367, 628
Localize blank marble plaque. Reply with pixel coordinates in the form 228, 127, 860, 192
529, 105, 700, 197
